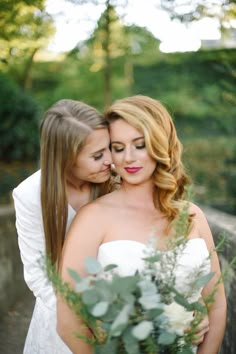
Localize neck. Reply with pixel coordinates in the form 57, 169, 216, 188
66, 179, 92, 212
120, 180, 155, 208
66, 175, 91, 192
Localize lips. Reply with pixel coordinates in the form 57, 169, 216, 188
101, 166, 110, 173
124, 167, 142, 174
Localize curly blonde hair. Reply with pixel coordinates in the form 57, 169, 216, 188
105, 95, 190, 223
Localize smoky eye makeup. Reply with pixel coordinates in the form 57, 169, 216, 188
111, 144, 124, 153
135, 143, 145, 149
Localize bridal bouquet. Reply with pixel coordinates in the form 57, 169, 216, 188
64, 251, 211, 354
47, 205, 216, 354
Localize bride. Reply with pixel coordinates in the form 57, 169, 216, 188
57, 95, 226, 354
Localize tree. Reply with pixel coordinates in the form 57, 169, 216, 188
159, 0, 236, 32
67, 0, 128, 107
66, 0, 161, 106
0, 0, 55, 89
0, 73, 41, 161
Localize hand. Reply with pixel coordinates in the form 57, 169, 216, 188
192, 315, 210, 346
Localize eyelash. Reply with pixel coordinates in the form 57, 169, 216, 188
112, 145, 145, 153
94, 153, 103, 160
113, 148, 123, 153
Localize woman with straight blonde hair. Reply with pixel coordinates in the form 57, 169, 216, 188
57, 95, 226, 354
13, 99, 113, 353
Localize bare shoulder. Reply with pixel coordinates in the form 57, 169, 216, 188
71, 190, 117, 226
74, 199, 105, 223
188, 201, 215, 247
188, 202, 207, 222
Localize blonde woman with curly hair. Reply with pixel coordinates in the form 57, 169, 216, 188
13, 99, 113, 353
57, 95, 226, 354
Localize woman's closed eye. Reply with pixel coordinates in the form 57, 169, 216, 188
136, 144, 145, 149
93, 153, 103, 160
112, 147, 124, 153
112, 144, 145, 153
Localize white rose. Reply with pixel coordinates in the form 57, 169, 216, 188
163, 301, 193, 336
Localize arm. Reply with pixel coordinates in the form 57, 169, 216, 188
57, 202, 105, 354
12, 173, 55, 308
192, 205, 227, 354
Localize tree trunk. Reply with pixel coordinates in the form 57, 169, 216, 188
103, 0, 112, 109
22, 48, 38, 90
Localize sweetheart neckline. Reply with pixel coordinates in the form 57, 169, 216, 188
99, 237, 208, 252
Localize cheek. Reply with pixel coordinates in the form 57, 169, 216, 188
149, 159, 157, 172
111, 152, 122, 166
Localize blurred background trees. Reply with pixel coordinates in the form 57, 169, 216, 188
0, 0, 235, 214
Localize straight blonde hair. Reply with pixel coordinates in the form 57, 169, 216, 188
40, 99, 111, 265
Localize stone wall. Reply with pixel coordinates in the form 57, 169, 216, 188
202, 206, 236, 354
0, 204, 235, 352
0, 205, 29, 317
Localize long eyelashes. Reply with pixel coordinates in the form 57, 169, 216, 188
94, 153, 103, 160
112, 145, 145, 153
112, 148, 124, 153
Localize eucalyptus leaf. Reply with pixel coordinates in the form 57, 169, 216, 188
101, 303, 123, 322
195, 272, 215, 288
91, 301, 109, 317
110, 304, 132, 336
138, 278, 158, 295
158, 331, 176, 345
146, 307, 164, 319
139, 293, 161, 310
191, 301, 207, 314
94, 279, 116, 302
85, 257, 102, 275
112, 275, 139, 295
143, 254, 161, 263
67, 268, 81, 282
75, 278, 91, 292
123, 327, 140, 354
122, 294, 135, 306
174, 294, 192, 310
82, 288, 99, 306
131, 321, 153, 340
104, 264, 118, 272
95, 337, 118, 354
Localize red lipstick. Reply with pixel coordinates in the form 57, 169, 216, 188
124, 167, 142, 174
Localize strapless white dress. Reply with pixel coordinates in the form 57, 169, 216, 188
97, 238, 210, 301
97, 237, 210, 350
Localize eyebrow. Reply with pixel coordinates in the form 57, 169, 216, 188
111, 137, 144, 144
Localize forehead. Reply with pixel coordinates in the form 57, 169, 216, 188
80, 128, 109, 154
109, 119, 143, 141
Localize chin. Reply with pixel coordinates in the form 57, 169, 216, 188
94, 176, 110, 183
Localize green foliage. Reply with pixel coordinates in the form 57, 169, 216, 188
0, 73, 41, 161
0, 161, 37, 204
0, 0, 55, 87
133, 49, 236, 136
183, 136, 236, 214
160, 0, 236, 32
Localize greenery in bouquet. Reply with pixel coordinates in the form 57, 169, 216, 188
47, 203, 219, 354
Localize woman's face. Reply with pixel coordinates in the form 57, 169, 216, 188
109, 119, 156, 185
69, 128, 112, 184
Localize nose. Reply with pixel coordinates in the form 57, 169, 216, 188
124, 146, 135, 163
103, 149, 112, 165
